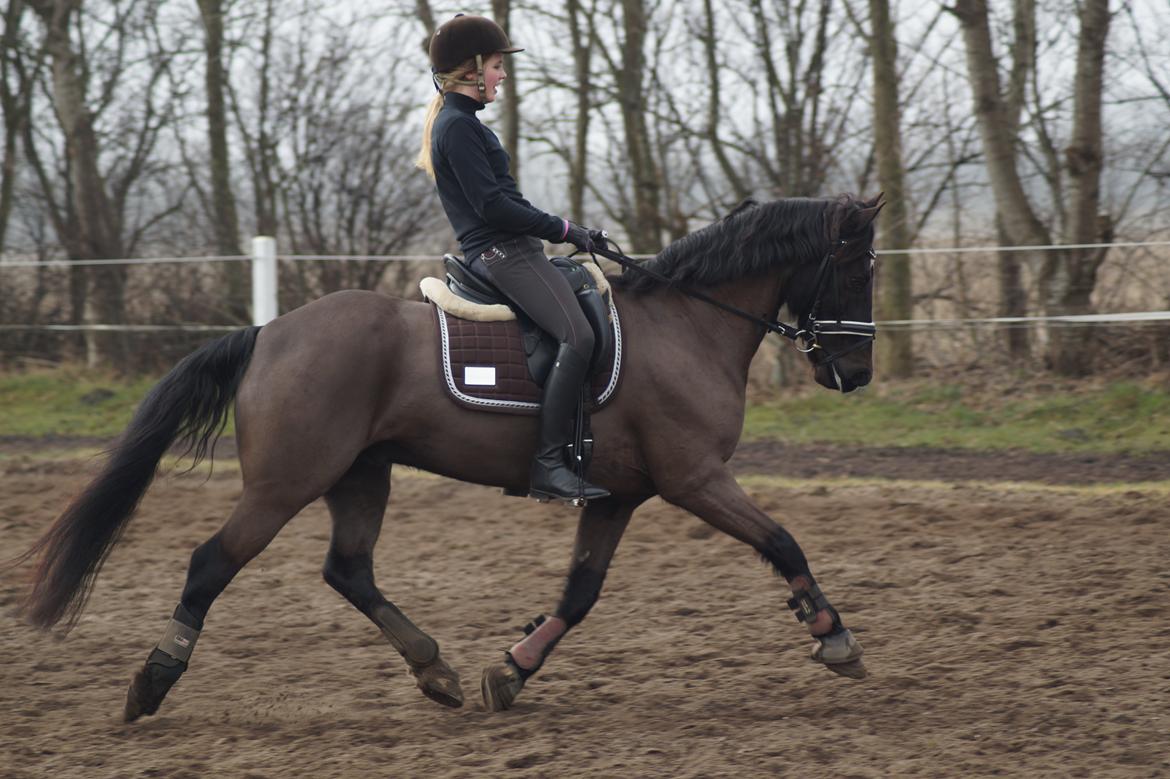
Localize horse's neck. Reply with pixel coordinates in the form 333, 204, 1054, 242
637, 271, 788, 384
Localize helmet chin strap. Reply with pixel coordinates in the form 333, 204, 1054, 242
432, 54, 488, 100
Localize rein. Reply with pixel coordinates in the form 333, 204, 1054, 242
584, 242, 877, 366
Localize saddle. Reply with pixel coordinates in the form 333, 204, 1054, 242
419, 255, 623, 417
441, 255, 614, 382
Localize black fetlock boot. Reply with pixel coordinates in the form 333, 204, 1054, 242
529, 344, 609, 503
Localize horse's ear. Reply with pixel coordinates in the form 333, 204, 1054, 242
853, 193, 885, 231
725, 198, 760, 220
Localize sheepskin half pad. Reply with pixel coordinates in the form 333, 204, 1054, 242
432, 303, 623, 415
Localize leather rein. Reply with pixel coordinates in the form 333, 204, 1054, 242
584, 241, 877, 367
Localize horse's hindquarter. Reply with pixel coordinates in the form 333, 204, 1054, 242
234, 290, 424, 492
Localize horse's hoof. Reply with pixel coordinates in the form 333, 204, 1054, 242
410, 654, 464, 708
123, 657, 185, 722
810, 628, 867, 680
480, 661, 525, 712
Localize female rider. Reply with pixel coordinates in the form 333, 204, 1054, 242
417, 14, 609, 504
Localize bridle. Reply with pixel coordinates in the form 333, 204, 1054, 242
587, 240, 877, 368
795, 242, 878, 366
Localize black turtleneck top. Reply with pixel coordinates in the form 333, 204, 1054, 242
431, 92, 567, 262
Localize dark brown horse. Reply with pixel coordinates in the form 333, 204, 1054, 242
18, 193, 882, 718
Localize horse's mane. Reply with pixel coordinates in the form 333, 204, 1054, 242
610, 196, 843, 294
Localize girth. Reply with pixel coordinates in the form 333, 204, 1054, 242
442, 254, 614, 386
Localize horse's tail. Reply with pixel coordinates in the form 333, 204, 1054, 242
19, 326, 263, 631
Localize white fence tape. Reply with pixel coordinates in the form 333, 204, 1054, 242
3, 238, 1170, 333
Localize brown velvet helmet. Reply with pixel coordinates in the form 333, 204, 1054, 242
428, 14, 523, 74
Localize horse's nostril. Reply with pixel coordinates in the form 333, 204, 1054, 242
853, 370, 872, 386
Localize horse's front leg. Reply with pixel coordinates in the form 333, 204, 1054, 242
481, 497, 640, 711
665, 466, 866, 679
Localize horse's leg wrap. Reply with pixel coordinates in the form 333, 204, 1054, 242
787, 583, 838, 630
372, 603, 438, 667
787, 585, 867, 679
124, 605, 202, 722
371, 603, 462, 708
509, 614, 563, 680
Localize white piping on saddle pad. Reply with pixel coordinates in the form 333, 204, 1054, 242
419, 261, 611, 323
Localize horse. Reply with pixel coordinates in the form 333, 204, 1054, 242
16, 193, 882, 718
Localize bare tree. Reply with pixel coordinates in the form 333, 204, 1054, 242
595, 0, 661, 252
866, 0, 912, 377
1, 0, 42, 253
954, 0, 1112, 375
196, 0, 248, 321
564, 0, 598, 222
490, 0, 523, 185
697, 0, 748, 204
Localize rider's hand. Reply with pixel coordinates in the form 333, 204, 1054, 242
564, 222, 608, 253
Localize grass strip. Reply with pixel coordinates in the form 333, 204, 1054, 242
3, 370, 1170, 455
743, 379, 1170, 454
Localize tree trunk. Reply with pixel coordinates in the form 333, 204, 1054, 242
701, 0, 747, 204
615, 0, 660, 252
954, 0, 1050, 249
253, 0, 278, 237
0, 0, 31, 253
196, 0, 248, 323
1043, 0, 1110, 376
996, 216, 1030, 358
868, 0, 912, 378
490, 0, 521, 187
994, 0, 1035, 361
566, 0, 593, 222
31, 0, 129, 368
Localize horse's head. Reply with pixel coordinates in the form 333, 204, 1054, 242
790, 194, 884, 393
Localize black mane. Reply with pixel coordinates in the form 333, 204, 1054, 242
610, 197, 836, 294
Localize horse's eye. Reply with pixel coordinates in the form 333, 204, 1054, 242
846, 275, 868, 293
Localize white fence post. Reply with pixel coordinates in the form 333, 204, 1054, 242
251, 236, 278, 326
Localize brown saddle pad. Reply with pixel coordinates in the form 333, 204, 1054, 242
433, 304, 623, 415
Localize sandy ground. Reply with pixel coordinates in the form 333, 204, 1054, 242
1, 447, 1168, 778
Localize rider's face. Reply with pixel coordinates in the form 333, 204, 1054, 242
481, 53, 506, 102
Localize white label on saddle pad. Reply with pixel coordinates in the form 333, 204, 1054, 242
464, 366, 497, 386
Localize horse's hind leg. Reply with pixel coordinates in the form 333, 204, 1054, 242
124, 488, 303, 722
322, 456, 463, 708
664, 466, 866, 680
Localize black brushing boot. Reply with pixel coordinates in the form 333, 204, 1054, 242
529, 344, 610, 503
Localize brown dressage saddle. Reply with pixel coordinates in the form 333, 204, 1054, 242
419, 255, 623, 416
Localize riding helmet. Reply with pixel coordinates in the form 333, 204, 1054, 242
429, 14, 523, 73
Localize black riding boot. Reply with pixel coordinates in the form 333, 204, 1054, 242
529, 344, 610, 503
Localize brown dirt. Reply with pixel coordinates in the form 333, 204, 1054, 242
1, 449, 1169, 778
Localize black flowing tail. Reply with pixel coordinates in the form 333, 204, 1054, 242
19, 326, 262, 630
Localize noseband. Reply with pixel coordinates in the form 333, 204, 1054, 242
589, 241, 877, 368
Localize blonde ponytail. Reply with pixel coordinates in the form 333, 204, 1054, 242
416, 91, 446, 179
416, 59, 480, 179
